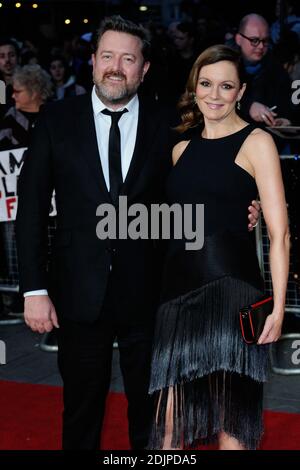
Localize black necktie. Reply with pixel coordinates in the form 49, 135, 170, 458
102, 108, 128, 204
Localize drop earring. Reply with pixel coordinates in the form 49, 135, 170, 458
236, 101, 241, 110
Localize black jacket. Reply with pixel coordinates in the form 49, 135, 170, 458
240, 52, 292, 122
16, 93, 174, 324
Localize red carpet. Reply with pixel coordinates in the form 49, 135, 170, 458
0, 380, 299, 450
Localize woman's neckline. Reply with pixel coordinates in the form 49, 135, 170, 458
200, 124, 251, 141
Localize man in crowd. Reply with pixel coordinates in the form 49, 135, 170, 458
0, 38, 19, 108
235, 13, 292, 128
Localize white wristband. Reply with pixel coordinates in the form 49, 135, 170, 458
24, 290, 48, 297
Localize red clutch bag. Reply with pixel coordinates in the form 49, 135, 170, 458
239, 296, 274, 344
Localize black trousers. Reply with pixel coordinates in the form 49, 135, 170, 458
57, 277, 154, 450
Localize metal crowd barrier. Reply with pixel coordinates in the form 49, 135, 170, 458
0, 218, 57, 292
0, 221, 24, 325
0, 218, 57, 344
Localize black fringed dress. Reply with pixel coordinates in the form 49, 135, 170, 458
148, 124, 270, 450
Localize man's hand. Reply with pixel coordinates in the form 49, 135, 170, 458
248, 200, 261, 231
274, 117, 291, 127
249, 102, 277, 126
24, 295, 59, 334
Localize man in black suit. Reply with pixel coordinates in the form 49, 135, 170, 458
16, 16, 173, 450
16, 16, 259, 450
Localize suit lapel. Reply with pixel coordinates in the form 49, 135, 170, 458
75, 95, 111, 202
74, 95, 159, 202
122, 98, 159, 198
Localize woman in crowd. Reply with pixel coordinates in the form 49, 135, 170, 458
0, 64, 52, 149
148, 44, 289, 450
48, 55, 86, 100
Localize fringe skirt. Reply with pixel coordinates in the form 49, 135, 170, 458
148, 276, 270, 450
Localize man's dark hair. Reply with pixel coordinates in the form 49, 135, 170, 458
0, 38, 20, 56
94, 15, 151, 62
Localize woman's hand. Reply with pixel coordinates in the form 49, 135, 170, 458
257, 312, 284, 344
248, 200, 261, 231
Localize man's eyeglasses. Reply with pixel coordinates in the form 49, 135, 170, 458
238, 32, 270, 47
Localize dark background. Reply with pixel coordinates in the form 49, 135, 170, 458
0, 0, 279, 38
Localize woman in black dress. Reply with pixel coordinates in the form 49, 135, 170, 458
149, 45, 290, 450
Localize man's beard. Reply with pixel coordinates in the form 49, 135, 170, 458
94, 72, 140, 104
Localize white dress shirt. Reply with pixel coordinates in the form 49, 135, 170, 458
92, 86, 139, 190
24, 87, 139, 297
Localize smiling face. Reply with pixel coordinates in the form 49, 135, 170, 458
195, 60, 245, 122
92, 30, 150, 108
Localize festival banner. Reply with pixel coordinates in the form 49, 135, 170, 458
0, 147, 56, 222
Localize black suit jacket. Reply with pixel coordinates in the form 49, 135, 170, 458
16, 94, 174, 324
240, 52, 292, 122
